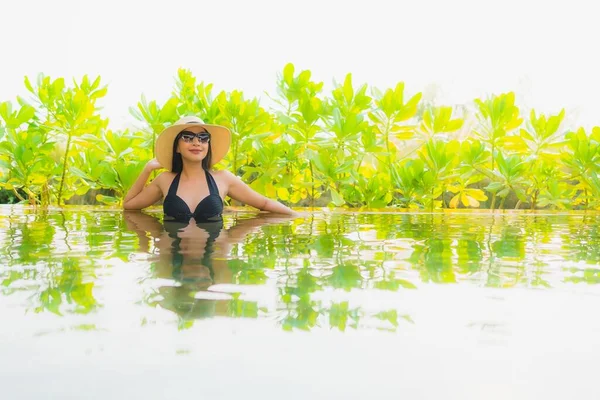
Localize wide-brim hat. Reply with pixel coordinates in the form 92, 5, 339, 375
155, 116, 231, 170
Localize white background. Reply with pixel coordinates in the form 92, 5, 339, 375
1, 0, 596, 130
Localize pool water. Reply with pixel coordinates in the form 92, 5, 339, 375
1, 207, 600, 399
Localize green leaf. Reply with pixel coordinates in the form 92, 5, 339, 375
91, 87, 108, 99
330, 187, 345, 206
0, 101, 11, 123
276, 112, 295, 125
283, 63, 294, 85
159, 97, 178, 122
445, 118, 463, 132
485, 182, 503, 192
91, 76, 101, 90
53, 77, 65, 95
24, 76, 35, 93
16, 105, 35, 125
96, 194, 119, 205
497, 188, 510, 197
342, 74, 353, 103
393, 82, 405, 106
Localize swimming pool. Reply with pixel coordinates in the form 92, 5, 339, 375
1, 207, 599, 399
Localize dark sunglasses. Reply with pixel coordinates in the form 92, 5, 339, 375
179, 130, 211, 144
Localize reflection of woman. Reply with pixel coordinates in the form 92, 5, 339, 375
123, 115, 296, 221
123, 210, 293, 321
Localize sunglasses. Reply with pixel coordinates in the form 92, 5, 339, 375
179, 130, 211, 144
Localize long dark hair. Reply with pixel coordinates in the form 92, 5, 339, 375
171, 131, 213, 173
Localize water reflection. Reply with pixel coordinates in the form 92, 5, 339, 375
124, 211, 294, 328
2, 209, 600, 332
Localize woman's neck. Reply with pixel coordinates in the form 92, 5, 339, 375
181, 163, 206, 180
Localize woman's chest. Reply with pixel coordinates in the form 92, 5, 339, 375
161, 172, 228, 205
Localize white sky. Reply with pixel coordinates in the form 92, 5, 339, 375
1, 0, 598, 130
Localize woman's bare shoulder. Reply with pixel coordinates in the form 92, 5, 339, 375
152, 171, 177, 192
210, 169, 235, 179
211, 168, 236, 181
153, 171, 177, 182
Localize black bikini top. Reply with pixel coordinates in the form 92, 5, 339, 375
163, 170, 224, 223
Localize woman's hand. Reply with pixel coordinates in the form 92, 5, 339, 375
145, 158, 164, 172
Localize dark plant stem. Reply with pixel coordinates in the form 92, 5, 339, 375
57, 131, 73, 205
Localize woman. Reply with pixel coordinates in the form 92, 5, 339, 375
123, 116, 296, 221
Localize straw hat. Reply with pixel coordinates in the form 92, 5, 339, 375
155, 116, 231, 170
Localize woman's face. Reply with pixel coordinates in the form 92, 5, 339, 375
176, 126, 211, 163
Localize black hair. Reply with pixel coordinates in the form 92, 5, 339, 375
171, 130, 213, 172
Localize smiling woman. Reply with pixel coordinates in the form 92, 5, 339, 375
123, 116, 297, 221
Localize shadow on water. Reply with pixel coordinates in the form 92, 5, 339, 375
2, 208, 600, 331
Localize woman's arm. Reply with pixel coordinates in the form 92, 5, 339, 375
123, 159, 165, 210
223, 170, 297, 215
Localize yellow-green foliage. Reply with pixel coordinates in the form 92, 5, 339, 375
0, 64, 598, 210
